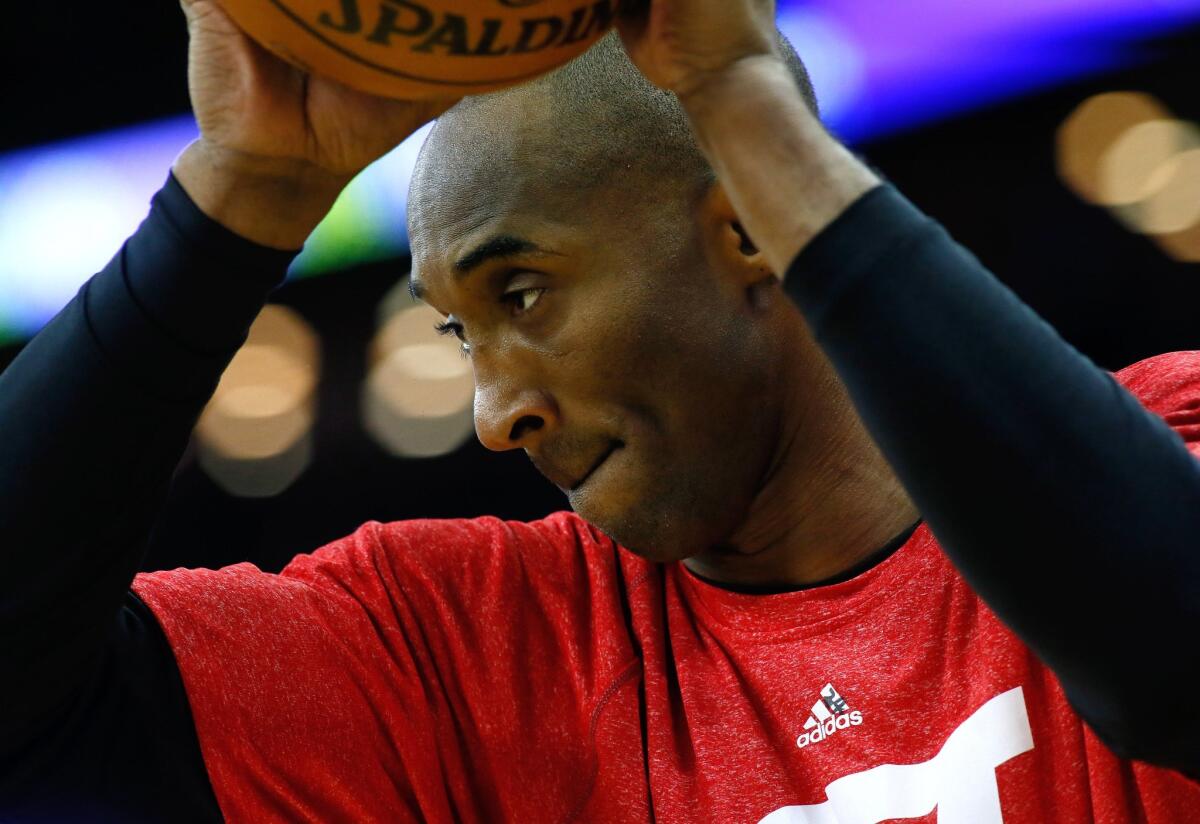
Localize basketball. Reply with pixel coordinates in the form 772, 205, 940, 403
215, 0, 632, 99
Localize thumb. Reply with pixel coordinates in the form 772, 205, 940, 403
180, 0, 244, 40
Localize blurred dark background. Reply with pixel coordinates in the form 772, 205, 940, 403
1, 2, 1198, 574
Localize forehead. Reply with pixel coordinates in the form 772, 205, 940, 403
408, 138, 624, 294
413, 172, 572, 262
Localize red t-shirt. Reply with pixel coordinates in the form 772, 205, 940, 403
133, 352, 1200, 823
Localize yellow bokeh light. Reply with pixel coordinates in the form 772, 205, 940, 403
1057, 92, 1171, 204
208, 344, 316, 418
1097, 119, 1200, 207
371, 300, 450, 365
362, 283, 477, 458
198, 401, 315, 461
1117, 148, 1200, 236
370, 345, 474, 420
196, 305, 321, 496
1059, 91, 1200, 259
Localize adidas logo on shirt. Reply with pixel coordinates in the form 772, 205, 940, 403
796, 683, 863, 750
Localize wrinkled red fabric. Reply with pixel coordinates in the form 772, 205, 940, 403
134, 352, 1200, 823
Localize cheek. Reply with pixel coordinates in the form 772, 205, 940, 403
578, 285, 770, 433
554, 282, 780, 554
542, 257, 775, 425
543, 285, 665, 395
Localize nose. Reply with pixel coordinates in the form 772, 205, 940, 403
473, 376, 559, 453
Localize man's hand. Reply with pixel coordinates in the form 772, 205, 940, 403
174, 0, 457, 248
616, 0, 778, 101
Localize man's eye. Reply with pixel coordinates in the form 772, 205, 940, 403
433, 320, 463, 341
504, 287, 545, 315
433, 320, 471, 357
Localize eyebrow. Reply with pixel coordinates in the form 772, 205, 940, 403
454, 234, 540, 273
409, 234, 551, 302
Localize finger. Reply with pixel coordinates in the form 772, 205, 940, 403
182, 0, 244, 41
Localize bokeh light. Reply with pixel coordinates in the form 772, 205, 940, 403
1057, 92, 1170, 204
1059, 91, 1200, 262
195, 305, 320, 497
1099, 118, 1200, 207
1118, 148, 1200, 235
362, 281, 475, 459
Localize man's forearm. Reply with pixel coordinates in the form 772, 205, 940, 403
678, 55, 879, 276
173, 139, 350, 250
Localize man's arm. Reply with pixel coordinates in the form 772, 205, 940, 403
1, 0, 451, 812
0, 172, 293, 819
621, 2, 1200, 771
776, 185, 1200, 773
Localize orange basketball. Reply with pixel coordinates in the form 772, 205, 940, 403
215, 0, 632, 100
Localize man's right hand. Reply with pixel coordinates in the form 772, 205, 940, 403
173, 0, 457, 249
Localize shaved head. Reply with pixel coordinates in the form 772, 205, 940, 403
412, 30, 816, 213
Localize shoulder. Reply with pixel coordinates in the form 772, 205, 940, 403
134, 511, 634, 704
280, 512, 624, 625
1113, 350, 1200, 411
288, 510, 615, 580
1113, 351, 1200, 457
283, 514, 640, 727
135, 513, 622, 641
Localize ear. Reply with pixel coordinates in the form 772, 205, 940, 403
699, 182, 775, 288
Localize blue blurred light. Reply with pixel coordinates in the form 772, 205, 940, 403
0, 117, 198, 341
776, 8, 866, 127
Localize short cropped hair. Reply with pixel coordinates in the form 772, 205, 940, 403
419, 30, 818, 204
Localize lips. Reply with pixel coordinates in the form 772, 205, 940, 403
532, 440, 621, 492
570, 442, 620, 491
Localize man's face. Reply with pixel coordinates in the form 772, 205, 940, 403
409, 154, 785, 562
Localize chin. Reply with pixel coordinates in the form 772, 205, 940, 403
565, 440, 758, 563
603, 522, 693, 563
572, 484, 734, 565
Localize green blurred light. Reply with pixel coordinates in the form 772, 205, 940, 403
288, 127, 429, 279
291, 180, 394, 278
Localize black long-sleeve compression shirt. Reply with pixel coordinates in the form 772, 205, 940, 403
0, 175, 290, 822
1, 177, 1198, 822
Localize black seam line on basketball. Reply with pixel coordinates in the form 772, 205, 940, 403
267, 0, 594, 87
